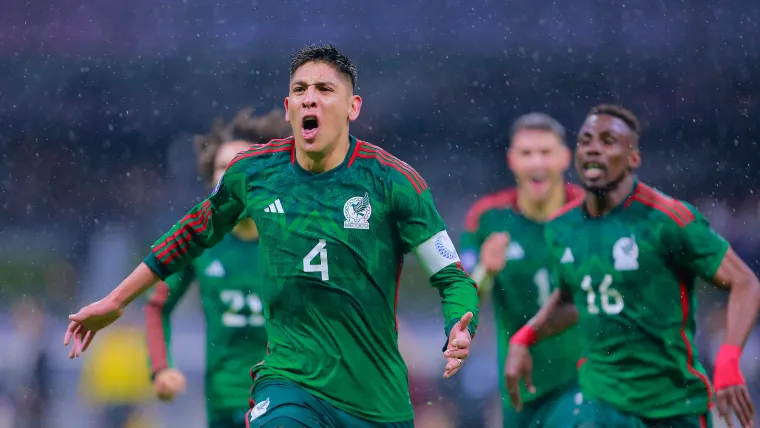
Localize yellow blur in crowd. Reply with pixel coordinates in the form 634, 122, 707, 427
78, 324, 157, 428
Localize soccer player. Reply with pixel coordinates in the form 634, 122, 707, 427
63, 44, 479, 428
460, 112, 586, 428
505, 104, 759, 428
144, 107, 289, 428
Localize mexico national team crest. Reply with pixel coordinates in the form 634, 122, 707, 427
344, 192, 372, 230
613, 235, 639, 271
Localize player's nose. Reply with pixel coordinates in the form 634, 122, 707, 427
301, 86, 318, 108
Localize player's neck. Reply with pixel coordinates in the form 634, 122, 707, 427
295, 133, 351, 173
517, 183, 566, 222
231, 218, 259, 241
585, 174, 636, 217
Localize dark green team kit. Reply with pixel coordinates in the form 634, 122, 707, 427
461, 184, 587, 428
145, 233, 268, 427
143, 136, 479, 427
545, 180, 726, 427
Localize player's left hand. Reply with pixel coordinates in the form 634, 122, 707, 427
716, 385, 754, 428
442, 312, 473, 379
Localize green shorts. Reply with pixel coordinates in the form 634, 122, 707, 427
502, 382, 586, 428
209, 408, 248, 428
576, 398, 712, 428
246, 379, 414, 428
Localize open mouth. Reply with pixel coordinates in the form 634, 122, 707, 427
301, 115, 319, 140
582, 162, 606, 180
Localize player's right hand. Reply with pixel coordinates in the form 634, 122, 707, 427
64, 296, 124, 359
480, 232, 510, 274
504, 343, 535, 412
153, 368, 187, 402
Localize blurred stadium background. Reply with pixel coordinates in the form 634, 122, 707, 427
1, 1, 760, 427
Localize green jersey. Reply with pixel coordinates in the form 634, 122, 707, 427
460, 184, 586, 404
145, 233, 268, 412
546, 180, 729, 419
143, 136, 479, 423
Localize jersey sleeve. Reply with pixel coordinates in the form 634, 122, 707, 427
666, 202, 730, 280
391, 172, 479, 339
144, 264, 195, 375
143, 158, 249, 280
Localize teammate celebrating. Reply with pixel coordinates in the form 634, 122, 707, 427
144, 108, 289, 428
64, 44, 478, 428
506, 104, 759, 427
461, 113, 585, 428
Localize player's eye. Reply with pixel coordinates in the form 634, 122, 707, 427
292, 86, 304, 93
319, 86, 333, 92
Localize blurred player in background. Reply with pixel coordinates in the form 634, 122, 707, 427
144, 108, 289, 428
460, 113, 585, 428
506, 104, 760, 428
65, 43, 478, 428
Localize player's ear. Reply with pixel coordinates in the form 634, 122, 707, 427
506, 148, 515, 170
348, 95, 362, 122
628, 149, 641, 169
284, 98, 291, 123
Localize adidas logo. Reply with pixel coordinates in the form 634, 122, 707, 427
264, 199, 284, 214
205, 260, 225, 277
560, 248, 574, 264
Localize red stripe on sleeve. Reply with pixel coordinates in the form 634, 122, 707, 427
356, 152, 423, 193
636, 184, 695, 223
152, 201, 211, 254
145, 282, 171, 372
160, 208, 213, 264
226, 138, 294, 170
154, 205, 213, 263
360, 142, 428, 189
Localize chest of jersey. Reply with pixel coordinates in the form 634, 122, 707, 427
247, 167, 397, 288
554, 212, 677, 321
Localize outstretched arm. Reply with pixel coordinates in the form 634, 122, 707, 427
64, 157, 250, 358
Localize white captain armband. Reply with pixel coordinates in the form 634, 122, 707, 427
413, 230, 461, 277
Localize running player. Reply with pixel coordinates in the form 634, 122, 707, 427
144, 108, 289, 428
64, 44, 478, 428
461, 113, 585, 428
505, 104, 759, 427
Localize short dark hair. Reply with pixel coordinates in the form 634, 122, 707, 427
510, 112, 566, 144
290, 44, 357, 91
588, 104, 641, 135
194, 107, 291, 185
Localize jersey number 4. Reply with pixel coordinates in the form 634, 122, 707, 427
220, 291, 265, 327
303, 239, 329, 281
580, 274, 624, 315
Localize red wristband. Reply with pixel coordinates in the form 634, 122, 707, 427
510, 325, 538, 347
713, 344, 745, 391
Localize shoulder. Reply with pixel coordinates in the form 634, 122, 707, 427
549, 187, 585, 222
464, 189, 518, 232
348, 139, 428, 194
625, 182, 700, 228
225, 137, 295, 174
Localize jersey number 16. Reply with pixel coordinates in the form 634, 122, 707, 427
580, 274, 624, 315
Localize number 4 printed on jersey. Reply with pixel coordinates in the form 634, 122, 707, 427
303, 239, 329, 281
580, 274, 624, 315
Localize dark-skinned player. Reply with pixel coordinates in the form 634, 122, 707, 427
505, 104, 759, 428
